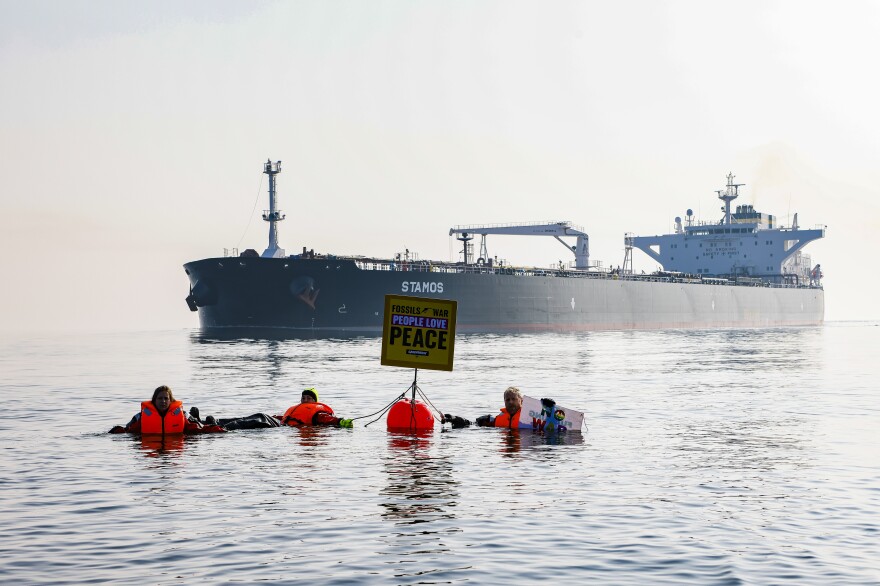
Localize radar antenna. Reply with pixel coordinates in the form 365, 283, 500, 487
455, 232, 474, 264
716, 172, 744, 226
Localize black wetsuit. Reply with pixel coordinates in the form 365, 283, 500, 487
217, 413, 282, 431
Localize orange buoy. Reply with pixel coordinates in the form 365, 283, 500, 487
387, 398, 435, 431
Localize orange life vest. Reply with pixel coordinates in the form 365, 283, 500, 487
140, 400, 186, 435
494, 407, 521, 429
281, 402, 334, 427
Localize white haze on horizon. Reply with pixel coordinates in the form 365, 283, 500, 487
0, 0, 877, 334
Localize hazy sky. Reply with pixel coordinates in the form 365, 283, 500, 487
1, 0, 877, 333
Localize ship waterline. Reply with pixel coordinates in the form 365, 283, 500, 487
184, 257, 823, 332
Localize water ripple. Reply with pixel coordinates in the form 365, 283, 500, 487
1, 325, 879, 583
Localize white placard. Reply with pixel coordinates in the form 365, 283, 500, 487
519, 395, 584, 432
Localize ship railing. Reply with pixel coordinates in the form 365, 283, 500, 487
350, 258, 823, 289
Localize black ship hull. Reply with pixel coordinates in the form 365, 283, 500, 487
184, 257, 824, 332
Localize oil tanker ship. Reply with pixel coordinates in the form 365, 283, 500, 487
183, 160, 825, 332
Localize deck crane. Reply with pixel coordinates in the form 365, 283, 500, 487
449, 221, 590, 269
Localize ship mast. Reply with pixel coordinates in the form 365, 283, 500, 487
716, 172, 744, 226
261, 159, 286, 258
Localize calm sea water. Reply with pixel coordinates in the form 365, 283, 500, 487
1, 323, 879, 584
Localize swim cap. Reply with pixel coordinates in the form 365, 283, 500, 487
302, 387, 318, 401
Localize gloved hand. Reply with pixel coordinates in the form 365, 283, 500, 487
541, 397, 556, 408
200, 424, 227, 434
475, 414, 493, 427
443, 414, 471, 429
108, 425, 126, 434
338, 418, 353, 429
189, 406, 201, 422
450, 416, 471, 429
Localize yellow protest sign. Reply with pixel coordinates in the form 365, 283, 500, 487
381, 295, 457, 371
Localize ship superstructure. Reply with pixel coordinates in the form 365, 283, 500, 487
631, 173, 825, 285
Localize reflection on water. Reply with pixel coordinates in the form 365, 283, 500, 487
136, 434, 186, 457
189, 334, 290, 383
378, 431, 466, 581
191, 328, 383, 343
287, 425, 332, 450
185, 330, 384, 404
496, 429, 586, 456
381, 431, 458, 525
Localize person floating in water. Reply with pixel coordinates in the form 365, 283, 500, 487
278, 388, 353, 428
475, 386, 524, 429
189, 388, 353, 430
475, 389, 567, 431
109, 385, 224, 435
192, 409, 282, 431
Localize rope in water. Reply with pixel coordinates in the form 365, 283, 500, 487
357, 390, 408, 428
356, 383, 447, 428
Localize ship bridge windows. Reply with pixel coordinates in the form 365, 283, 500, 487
703, 227, 751, 234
